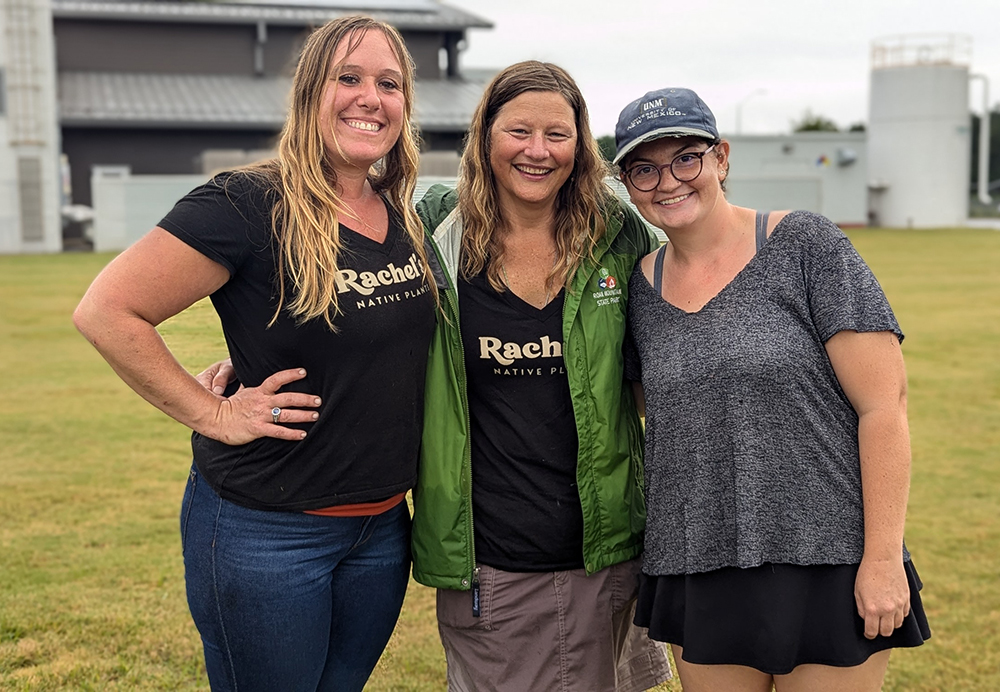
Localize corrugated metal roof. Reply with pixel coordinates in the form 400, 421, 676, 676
58, 71, 490, 131
413, 75, 490, 131
59, 72, 288, 128
50, 0, 492, 29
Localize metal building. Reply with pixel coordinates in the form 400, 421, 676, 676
726, 132, 868, 227
0, 0, 62, 253
868, 34, 972, 228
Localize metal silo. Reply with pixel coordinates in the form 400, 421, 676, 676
868, 35, 971, 228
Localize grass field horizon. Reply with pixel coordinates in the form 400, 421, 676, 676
1, 227, 998, 690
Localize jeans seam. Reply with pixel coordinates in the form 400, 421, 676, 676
180, 467, 198, 548
210, 495, 239, 692
352, 515, 376, 550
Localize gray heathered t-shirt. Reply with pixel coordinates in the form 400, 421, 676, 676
626, 211, 907, 576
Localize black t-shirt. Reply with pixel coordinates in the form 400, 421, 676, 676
158, 172, 435, 511
459, 271, 583, 571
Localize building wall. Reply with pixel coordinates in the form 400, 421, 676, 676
422, 129, 465, 152
63, 127, 279, 206
55, 20, 262, 75
264, 25, 309, 77
0, 85, 16, 252
724, 132, 868, 226
400, 30, 444, 80
54, 20, 445, 79
1, 0, 62, 254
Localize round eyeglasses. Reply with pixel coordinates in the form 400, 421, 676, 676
623, 145, 716, 192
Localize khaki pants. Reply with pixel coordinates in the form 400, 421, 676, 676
437, 558, 671, 692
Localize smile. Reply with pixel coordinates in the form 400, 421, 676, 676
657, 193, 690, 206
344, 119, 382, 132
514, 164, 551, 176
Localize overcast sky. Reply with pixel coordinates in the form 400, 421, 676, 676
450, 0, 1000, 138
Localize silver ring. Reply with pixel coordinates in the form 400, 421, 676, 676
271, 407, 281, 424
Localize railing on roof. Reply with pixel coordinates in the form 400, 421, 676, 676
871, 33, 972, 69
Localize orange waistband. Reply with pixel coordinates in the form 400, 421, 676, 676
304, 492, 406, 517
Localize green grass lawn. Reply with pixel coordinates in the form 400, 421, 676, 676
1, 228, 998, 690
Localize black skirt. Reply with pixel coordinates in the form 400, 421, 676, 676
634, 561, 930, 675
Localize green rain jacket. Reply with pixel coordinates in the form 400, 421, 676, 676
412, 184, 657, 590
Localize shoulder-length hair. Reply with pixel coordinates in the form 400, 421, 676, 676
458, 60, 611, 293
244, 15, 434, 329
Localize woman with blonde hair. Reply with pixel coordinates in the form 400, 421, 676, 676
411, 60, 672, 691
74, 16, 436, 691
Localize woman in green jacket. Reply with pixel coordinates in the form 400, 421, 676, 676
410, 61, 670, 691
197, 60, 671, 691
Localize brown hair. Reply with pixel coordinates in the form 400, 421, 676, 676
244, 16, 434, 329
457, 60, 612, 293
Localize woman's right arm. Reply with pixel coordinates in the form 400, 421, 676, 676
74, 228, 319, 444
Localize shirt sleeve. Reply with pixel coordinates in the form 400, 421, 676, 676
803, 217, 903, 344
157, 172, 267, 275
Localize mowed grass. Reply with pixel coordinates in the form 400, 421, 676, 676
1, 227, 997, 690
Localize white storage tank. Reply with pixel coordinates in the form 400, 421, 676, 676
868, 34, 971, 228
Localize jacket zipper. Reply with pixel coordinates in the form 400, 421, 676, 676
445, 283, 479, 616
471, 566, 481, 617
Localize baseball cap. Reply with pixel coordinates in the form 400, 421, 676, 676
613, 87, 719, 165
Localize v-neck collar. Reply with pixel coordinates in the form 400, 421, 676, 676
501, 284, 565, 322
340, 196, 398, 257
643, 212, 791, 315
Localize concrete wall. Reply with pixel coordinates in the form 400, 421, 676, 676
724, 132, 868, 226
90, 167, 207, 252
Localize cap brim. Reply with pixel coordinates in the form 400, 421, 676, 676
612, 127, 718, 165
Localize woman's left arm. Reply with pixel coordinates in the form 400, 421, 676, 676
825, 329, 912, 640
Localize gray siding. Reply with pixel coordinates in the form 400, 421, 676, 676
55, 21, 445, 79
400, 30, 442, 80
55, 20, 260, 75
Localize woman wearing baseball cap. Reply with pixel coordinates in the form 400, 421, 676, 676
615, 87, 930, 690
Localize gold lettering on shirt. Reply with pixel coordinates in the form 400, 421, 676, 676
335, 253, 424, 296
479, 335, 562, 366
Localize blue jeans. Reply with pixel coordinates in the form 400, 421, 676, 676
180, 465, 411, 692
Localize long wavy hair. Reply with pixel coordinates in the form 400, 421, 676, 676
458, 61, 612, 293
243, 16, 434, 329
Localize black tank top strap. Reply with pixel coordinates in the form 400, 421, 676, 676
652, 243, 668, 296
755, 211, 771, 253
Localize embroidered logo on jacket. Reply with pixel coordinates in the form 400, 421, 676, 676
593, 267, 622, 307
